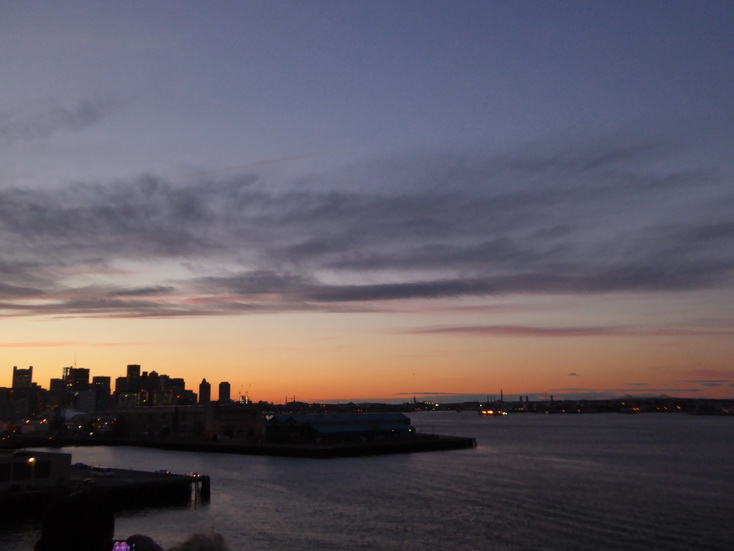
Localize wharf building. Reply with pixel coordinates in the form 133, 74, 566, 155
0, 449, 71, 492
267, 413, 415, 444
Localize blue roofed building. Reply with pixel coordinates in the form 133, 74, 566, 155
266, 412, 415, 444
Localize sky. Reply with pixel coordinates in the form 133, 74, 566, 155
1, 1, 733, 403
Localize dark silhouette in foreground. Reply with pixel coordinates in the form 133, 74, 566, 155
34, 492, 115, 551
168, 532, 228, 551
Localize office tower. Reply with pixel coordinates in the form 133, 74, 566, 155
92, 376, 111, 392
199, 378, 211, 404
49, 378, 65, 393
170, 378, 185, 396
126, 364, 141, 392
218, 381, 231, 403
92, 376, 111, 411
127, 364, 141, 378
63, 367, 90, 390
114, 376, 128, 394
12, 366, 33, 389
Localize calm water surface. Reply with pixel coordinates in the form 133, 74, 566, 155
2, 412, 732, 550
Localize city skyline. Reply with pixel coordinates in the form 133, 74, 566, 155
2, 2, 734, 403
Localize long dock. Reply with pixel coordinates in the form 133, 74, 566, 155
127, 433, 477, 458
2, 433, 476, 458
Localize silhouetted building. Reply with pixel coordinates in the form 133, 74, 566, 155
2, 366, 46, 418
267, 413, 415, 444
112, 366, 195, 408
127, 364, 141, 379
46, 378, 66, 409
0, 387, 27, 421
171, 378, 185, 399
116, 404, 265, 441
0, 450, 72, 491
126, 364, 141, 393
199, 379, 211, 404
218, 382, 231, 404
73, 390, 97, 412
63, 367, 89, 391
12, 366, 33, 389
181, 389, 197, 405
92, 376, 112, 411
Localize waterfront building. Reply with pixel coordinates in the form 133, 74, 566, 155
0, 450, 71, 492
267, 413, 415, 444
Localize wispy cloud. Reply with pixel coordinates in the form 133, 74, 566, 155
400, 324, 734, 338
0, 97, 120, 145
678, 369, 734, 380
0, 341, 135, 348
549, 388, 702, 396
1, 134, 733, 319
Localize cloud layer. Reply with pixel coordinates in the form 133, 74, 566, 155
1, 135, 733, 319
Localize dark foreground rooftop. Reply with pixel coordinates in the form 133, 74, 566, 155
1, 462, 207, 520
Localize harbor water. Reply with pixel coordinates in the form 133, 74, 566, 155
2, 412, 732, 550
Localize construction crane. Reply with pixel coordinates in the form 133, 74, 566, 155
239, 384, 251, 404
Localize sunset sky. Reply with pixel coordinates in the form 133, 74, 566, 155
2, 1, 733, 403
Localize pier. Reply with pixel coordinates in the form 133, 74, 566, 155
0, 456, 208, 520
125, 432, 478, 458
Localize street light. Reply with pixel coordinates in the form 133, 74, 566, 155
28, 457, 35, 489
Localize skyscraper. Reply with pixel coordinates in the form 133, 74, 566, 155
218, 381, 231, 403
92, 376, 112, 411
12, 366, 33, 389
63, 367, 89, 390
127, 364, 141, 378
199, 378, 211, 404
